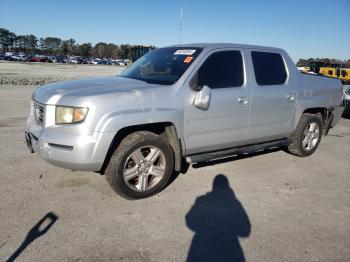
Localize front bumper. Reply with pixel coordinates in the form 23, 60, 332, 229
26, 117, 115, 172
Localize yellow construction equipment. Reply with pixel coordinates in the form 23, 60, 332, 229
306, 61, 350, 84
340, 68, 350, 83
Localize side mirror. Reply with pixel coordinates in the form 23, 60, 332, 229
193, 85, 211, 110
189, 72, 203, 91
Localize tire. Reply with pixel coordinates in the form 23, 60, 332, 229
105, 131, 174, 199
287, 113, 323, 157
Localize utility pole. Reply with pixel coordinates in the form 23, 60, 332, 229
179, 6, 183, 44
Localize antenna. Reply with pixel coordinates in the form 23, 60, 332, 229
179, 6, 183, 44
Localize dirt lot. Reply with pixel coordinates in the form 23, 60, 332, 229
0, 61, 123, 85
0, 64, 350, 261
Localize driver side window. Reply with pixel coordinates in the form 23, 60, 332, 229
196, 50, 244, 89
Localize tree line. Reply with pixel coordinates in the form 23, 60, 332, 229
297, 58, 350, 68
3, 27, 349, 65
0, 28, 136, 59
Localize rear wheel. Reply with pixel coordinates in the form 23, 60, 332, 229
287, 113, 323, 157
105, 131, 174, 199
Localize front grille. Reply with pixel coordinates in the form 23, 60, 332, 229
33, 101, 44, 124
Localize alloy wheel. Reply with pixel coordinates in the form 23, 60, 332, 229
302, 122, 320, 151
123, 146, 166, 191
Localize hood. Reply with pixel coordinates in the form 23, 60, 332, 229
33, 76, 160, 104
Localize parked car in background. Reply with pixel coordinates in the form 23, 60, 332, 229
69, 56, 79, 64
5, 52, 27, 61
56, 56, 68, 63
113, 59, 128, 66
25, 43, 344, 199
91, 58, 100, 64
39, 56, 52, 63
0, 51, 129, 66
98, 59, 109, 65
48, 56, 57, 63
28, 56, 41, 62
78, 57, 90, 64
118, 60, 127, 66
5, 52, 13, 57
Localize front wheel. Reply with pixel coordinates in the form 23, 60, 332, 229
105, 131, 174, 199
287, 113, 323, 157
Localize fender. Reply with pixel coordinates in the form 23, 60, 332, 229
293, 96, 330, 130
97, 108, 185, 173
96, 107, 184, 141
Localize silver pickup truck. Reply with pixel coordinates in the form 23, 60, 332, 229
25, 43, 344, 199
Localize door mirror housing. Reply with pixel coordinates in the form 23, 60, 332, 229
193, 85, 211, 110
190, 72, 203, 91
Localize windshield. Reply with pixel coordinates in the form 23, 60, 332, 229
120, 47, 202, 85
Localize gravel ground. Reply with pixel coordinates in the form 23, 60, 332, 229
0, 82, 349, 261
0, 61, 123, 85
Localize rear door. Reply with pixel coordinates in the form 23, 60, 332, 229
183, 49, 250, 154
247, 50, 296, 142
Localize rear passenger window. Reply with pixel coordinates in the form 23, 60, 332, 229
197, 51, 243, 89
251, 51, 287, 85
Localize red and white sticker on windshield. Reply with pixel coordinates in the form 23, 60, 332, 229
174, 49, 196, 55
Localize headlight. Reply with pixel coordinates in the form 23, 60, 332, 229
55, 106, 88, 124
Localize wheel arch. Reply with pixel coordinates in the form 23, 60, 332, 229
303, 107, 327, 122
293, 106, 335, 136
99, 122, 182, 174
294, 104, 328, 128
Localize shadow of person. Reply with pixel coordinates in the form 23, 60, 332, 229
7, 212, 58, 262
186, 174, 251, 262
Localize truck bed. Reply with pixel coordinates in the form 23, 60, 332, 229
300, 73, 343, 107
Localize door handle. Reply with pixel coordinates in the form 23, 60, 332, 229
286, 94, 296, 102
237, 96, 248, 106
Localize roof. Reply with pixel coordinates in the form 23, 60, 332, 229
167, 43, 284, 52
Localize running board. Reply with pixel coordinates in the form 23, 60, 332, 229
186, 138, 291, 164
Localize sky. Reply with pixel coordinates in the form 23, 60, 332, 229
1, 0, 349, 62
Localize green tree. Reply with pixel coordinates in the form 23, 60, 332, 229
0, 27, 156, 59
94, 42, 108, 58
0, 28, 16, 52
119, 44, 131, 59
25, 35, 38, 53
296, 58, 308, 67
39, 37, 45, 53
60, 38, 76, 55
14, 35, 27, 52
13, 35, 37, 53
105, 43, 119, 58
44, 37, 62, 55
77, 43, 92, 57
